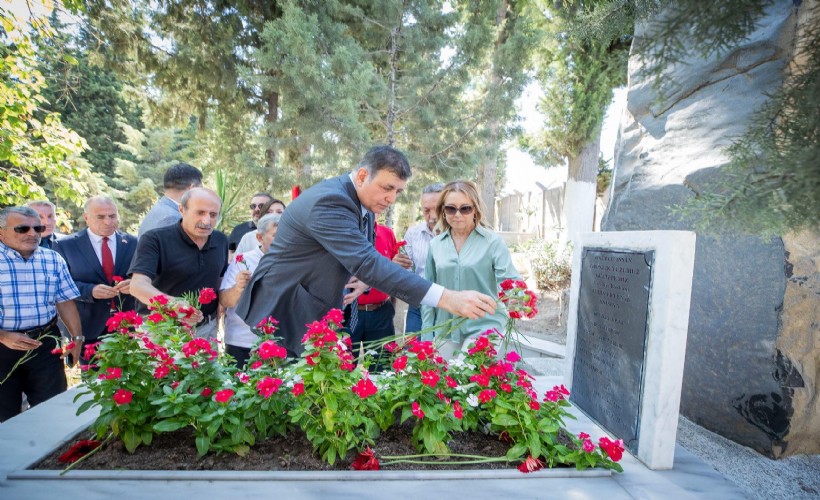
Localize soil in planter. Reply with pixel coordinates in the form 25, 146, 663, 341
34, 423, 575, 471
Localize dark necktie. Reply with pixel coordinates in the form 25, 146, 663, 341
348, 213, 371, 332
101, 236, 114, 283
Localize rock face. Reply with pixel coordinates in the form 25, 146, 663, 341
602, 1, 819, 457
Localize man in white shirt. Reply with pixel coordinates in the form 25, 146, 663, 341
219, 213, 280, 367
393, 183, 444, 333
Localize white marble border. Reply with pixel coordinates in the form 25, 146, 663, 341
565, 230, 697, 470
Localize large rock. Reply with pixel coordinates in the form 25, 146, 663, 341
602, 0, 819, 457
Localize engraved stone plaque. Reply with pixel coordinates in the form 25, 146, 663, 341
570, 249, 654, 454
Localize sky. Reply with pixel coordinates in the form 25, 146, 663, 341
502, 85, 627, 195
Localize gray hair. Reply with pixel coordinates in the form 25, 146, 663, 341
25, 200, 56, 211
84, 195, 118, 212
180, 187, 222, 209
0, 206, 41, 228
257, 213, 281, 234
356, 145, 412, 181
422, 183, 445, 194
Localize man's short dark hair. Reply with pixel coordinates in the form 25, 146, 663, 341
163, 163, 203, 190
357, 145, 412, 181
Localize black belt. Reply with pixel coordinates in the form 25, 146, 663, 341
357, 300, 390, 312
12, 317, 58, 338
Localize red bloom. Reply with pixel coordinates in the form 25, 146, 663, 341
150, 294, 169, 307
351, 447, 380, 471
500, 383, 512, 393
83, 342, 98, 361
583, 439, 595, 453
255, 316, 280, 335
58, 439, 102, 464
351, 378, 378, 399
214, 388, 235, 403
236, 372, 250, 384
578, 432, 590, 440
518, 455, 545, 473
146, 313, 165, 323
258, 340, 287, 360
599, 437, 624, 462
529, 400, 541, 411
198, 288, 217, 305
500, 279, 516, 291
235, 254, 244, 263
453, 400, 464, 420
292, 382, 305, 396
100, 367, 122, 380
51, 347, 62, 355
306, 351, 320, 366
112, 388, 132, 405
112, 275, 124, 283
396, 240, 407, 248
257, 377, 283, 398
322, 308, 345, 326
384, 341, 398, 353
250, 360, 263, 370
411, 401, 425, 419
201, 387, 213, 397
445, 375, 458, 388
420, 369, 440, 387
505, 351, 521, 363
392, 355, 408, 371
469, 373, 491, 387
106, 310, 143, 333
154, 365, 170, 379
478, 389, 497, 403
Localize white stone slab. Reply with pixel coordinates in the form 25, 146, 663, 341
565, 230, 696, 470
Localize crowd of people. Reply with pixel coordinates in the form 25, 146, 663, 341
0, 145, 521, 423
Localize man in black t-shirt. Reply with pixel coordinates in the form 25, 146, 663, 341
129, 188, 228, 339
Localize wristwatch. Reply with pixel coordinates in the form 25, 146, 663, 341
72, 335, 85, 342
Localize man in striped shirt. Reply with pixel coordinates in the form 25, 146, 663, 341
0, 206, 83, 422
393, 183, 443, 333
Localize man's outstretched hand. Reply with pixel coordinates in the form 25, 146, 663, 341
437, 289, 496, 319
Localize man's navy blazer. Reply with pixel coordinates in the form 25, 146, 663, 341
55, 229, 138, 340
236, 174, 432, 356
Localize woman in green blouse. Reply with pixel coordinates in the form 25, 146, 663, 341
422, 180, 521, 359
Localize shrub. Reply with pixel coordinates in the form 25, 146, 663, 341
526, 239, 572, 291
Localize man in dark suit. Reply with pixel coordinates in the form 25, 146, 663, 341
55, 196, 137, 353
237, 145, 496, 357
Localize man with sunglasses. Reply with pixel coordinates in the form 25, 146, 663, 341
0, 206, 83, 422
237, 145, 497, 358
138, 163, 203, 237
227, 192, 274, 253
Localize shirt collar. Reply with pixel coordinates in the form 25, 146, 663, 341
87, 229, 114, 244
442, 224, 490, 240
348, 172, 367, 217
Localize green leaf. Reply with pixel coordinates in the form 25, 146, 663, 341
195, 435, 210, 456
76, 399, 96, 415
153, 420, 187, 433
506, 442, 528, 460
491, 414, 518, 426
122, 428, 139, 453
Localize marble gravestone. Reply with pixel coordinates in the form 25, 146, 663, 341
565, 231, 696, 470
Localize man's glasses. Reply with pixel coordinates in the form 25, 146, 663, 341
12, 225, 46, 234
443, 205, 475, 216
250, 203, 266, 210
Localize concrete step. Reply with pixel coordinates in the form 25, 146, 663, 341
516, 334, 566, 359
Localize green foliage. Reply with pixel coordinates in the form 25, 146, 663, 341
524, 239, 571, 290
0, 8, 94, 209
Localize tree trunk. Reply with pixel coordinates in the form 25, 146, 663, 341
562, 135, 600, 247
265, 91, 279, 178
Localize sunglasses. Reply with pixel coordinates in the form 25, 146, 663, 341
12, 225, 46, 234
443, 205, 475, 216
249, 203, 266, 210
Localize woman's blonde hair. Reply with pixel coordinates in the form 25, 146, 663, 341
436, 180, 489, 232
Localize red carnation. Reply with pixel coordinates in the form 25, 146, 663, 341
518, 455, 545, 473
396, 240, 407, 248
392, 355, 408, 371
292, 382, 305, 396
411, 401, 425, 419
351, 378, 378, 399
235, 254, 244, 263
112, 275, 124, 283
351, 447, 380, 471
198, 288, 217, 305
58, 439, 102, 464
